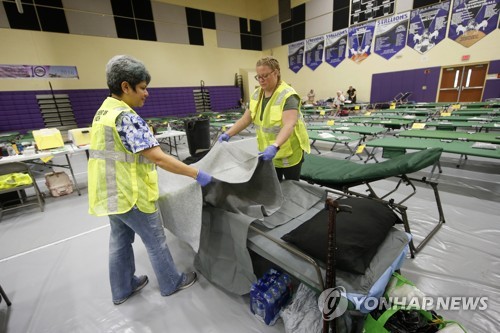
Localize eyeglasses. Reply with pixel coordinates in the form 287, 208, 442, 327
254, 71, 275, 81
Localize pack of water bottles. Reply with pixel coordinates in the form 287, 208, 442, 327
250, 269, 292, 325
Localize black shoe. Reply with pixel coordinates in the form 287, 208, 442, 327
113, 275, 149, 305
166, 272, 197, 296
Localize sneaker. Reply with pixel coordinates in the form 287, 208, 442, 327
167, 272, 197, 296
113, 275, 149, 305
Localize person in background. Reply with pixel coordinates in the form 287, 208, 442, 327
218, 56, 310, 181
88, 55, 213, 305
347, 86, 357, 103
331, 90, 346, 116
306, 89, 315, 104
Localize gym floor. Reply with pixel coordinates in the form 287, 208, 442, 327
1, 129, 499, 332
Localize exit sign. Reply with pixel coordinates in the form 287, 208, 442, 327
462, 55, 470, 61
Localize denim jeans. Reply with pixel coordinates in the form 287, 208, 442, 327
108, 206, 184, 302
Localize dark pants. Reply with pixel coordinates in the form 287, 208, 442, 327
275, 153, 304, 181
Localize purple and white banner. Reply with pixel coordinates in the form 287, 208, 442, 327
448, 0, 500, 47
305, 36, 324, 71
324, 29, 348, 68
288, 41, 305, 73
348, 22, 376, 64
0, 65, 79, 79
374, 12, 410, 60
408, 2, 450, 54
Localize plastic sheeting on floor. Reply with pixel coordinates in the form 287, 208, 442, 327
0, 137, 499, 332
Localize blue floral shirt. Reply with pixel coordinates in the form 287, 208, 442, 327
116, 112, 159, 153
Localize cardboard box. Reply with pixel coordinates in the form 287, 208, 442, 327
68, 128, 91, 146
32, 128, 64, 150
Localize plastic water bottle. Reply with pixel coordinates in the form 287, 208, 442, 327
253, 298, 266, 322
250, 284, 257, 297
270, 284, 282, 301
16, 142, 24, 153
6, 144, 15, 156
264, 290, 275, 305
275, 279, 287, 296
251, 296, 257, 313
167, 123, 172, 133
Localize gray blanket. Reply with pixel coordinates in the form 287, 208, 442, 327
158, 140, 324, 295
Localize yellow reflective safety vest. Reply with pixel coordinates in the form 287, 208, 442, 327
0, 173, 32, 190
88, 97, 158, 216
249, 81, 310, 168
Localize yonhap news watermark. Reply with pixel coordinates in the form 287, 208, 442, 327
318, 286, 488, 320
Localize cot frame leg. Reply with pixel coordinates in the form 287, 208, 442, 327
0, 284, 12, 306
311, 140, 321, 154
407, 177, 446, 254
364, 147, 379, 163
430, 161, 442, 177
456, 154, 468, 168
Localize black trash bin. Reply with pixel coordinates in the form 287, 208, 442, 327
184, 117, 211, 157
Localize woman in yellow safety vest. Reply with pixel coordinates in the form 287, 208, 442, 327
218, 56, 310, 181
88, 55, 212, 305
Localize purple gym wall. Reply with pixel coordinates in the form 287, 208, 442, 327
370, 66, 441, 103
483, 60, 500, 101
0, 86, 241, 133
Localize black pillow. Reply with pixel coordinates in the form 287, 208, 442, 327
281, 197, 401, 274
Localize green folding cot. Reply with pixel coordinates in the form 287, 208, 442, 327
397, 130, 500, 144
301, 148, 445, 257
365, 137, 500, 167
307, 130, 362, 159
340, 118, 415, 129
307, 124, 388, 138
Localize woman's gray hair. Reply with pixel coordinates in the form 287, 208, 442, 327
256, 56, 281, 82
106, 55, 151, 96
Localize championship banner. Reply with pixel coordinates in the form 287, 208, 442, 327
407, 2, 450, 54
348, 22, 375, 64
448, 0, 500, 47
305, 36, 324, 71
324, 29, 348, 68
374, 12, 410, 60
0, 65, 79, 79
288, 41, 305, 73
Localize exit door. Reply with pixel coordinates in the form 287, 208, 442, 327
437, 63, 488, 103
